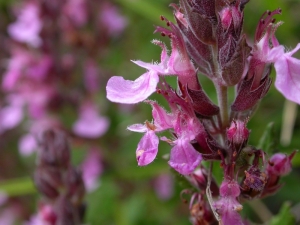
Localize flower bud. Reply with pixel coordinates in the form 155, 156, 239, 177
267, 151, 296, 176
227, 120, 250, 145
243, 166, 267, 192
37, 129, 71, 169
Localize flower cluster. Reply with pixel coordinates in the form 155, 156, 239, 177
1, 0, 128, 153
106, 0, 298, 224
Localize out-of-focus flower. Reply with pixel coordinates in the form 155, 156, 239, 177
72, 102, 109, 138
267, 151, 296, 176
63, 0, 88, 27
84, 59, 100, 93
19, 117, 61, 156
81, 148, 103, 192
100, 2, 128, 36
0, 95, 24, 133
154, 173, 174, 200
8, 2, 42, 47
0, 208, 17, 225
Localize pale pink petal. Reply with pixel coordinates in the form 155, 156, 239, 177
148, 101, 173, 131
19, 134, 38, 156
136, 131, 159, 166
168, 139, 202, 175
106, 71, 159, 104
81, 149, 102, 192
274, 55, 300, 104
127, 124, 147, 133
132, 60, 167, 75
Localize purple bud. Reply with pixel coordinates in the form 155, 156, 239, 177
243, 166, 267, 192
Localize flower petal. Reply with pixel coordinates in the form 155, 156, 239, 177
168, 139, 202, 175
127, 124, 147, 133
106, 71, 159, 104
274, 55, 300, 104
136, 131, 159, 166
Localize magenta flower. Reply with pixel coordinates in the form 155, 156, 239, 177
8, 3, 42, 47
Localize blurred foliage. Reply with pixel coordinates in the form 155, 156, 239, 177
0, 0, 299, 224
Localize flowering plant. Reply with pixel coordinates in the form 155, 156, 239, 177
107, 0, 298, 224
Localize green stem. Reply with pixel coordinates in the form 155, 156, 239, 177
215, 83, 229, 132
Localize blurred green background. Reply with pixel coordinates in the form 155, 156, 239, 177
0, 0, 300, 224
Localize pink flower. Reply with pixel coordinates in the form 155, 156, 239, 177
168, 138, 202, 175
106, 71, 159, 104
214, 180, 244, 225
72, 102, 109, 138
8, 3, 42, 47
268, 44, 300, 104
135, 130, 159, 166
128, 102, 172, 166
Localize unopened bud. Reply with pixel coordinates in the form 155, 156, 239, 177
227, 120, 250, 145
267, 151, 296, 176
243, 166, 267, 191
37, 129, 71, 169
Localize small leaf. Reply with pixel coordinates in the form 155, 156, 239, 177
268, 202, 296, 225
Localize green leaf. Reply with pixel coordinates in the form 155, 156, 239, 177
268, 202, 296, 225
257, 122, 276, 153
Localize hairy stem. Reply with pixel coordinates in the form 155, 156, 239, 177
215, 83, 229, 134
